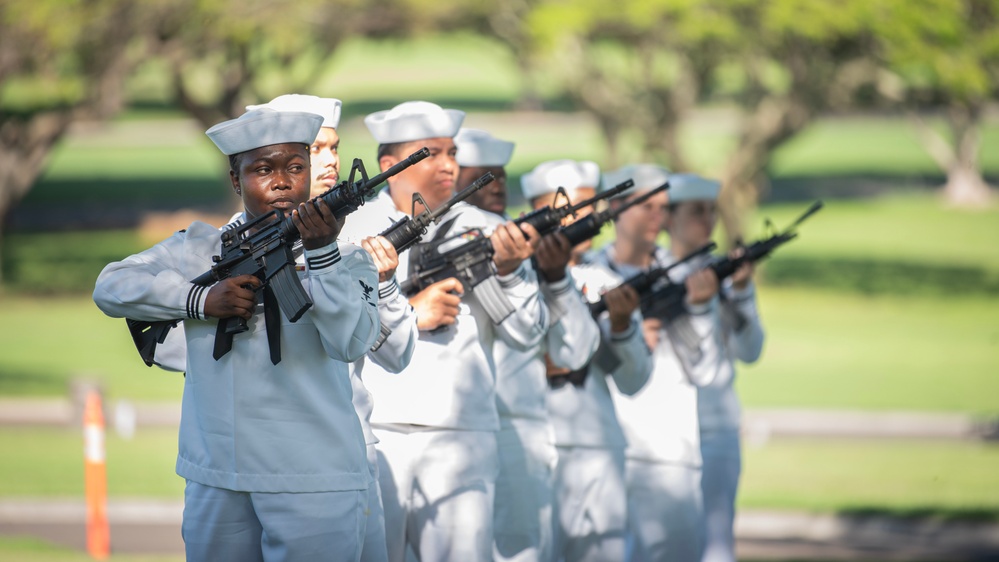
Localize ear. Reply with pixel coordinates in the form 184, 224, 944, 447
229, 169, 242, 197
379, 153, 400, 174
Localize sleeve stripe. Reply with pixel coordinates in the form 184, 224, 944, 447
187, 284, 208, 320
497, 266, 529, 288
307, 248, 342, 270
379, 278, 400, 300
547, 282, 572, 296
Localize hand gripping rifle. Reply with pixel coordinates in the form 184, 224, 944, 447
396, 179, 636, 328
641, 200, 824, 322
560, 181, 670, 246
588, 242, 717, 318
126, 147, 431, 367
513, 179, 634, 238
364, 173, 492, 350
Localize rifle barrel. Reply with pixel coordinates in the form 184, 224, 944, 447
430, 172, 494, 222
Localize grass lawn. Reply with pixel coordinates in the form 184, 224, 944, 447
2, 425, 996, 521
737, 286, 999, 414
0, 427, 181, 498
0, 537, 182, 562
740, 438, 999, 520
0, 295, 183, 401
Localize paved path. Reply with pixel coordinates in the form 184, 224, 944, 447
2, 500, 998, 560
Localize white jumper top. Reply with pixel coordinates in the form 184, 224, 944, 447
94, 220, 379, 492
342, 189, 549, 431
546, 258, 653, 449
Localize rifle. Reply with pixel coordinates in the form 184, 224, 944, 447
380, 172, 494, 253
126, 147, 431, 366
365, 173, 492, 351
400, 227, 514, 324
513, 179, 634, 238
560, 181, 669, 246
588, 242, 717, 317
641, 200, 824, 322
397, 179, 637, 327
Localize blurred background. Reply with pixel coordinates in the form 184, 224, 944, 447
1, 0, 997, 560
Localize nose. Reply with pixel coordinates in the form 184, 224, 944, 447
272, 171, 293, 190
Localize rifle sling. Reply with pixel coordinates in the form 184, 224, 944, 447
263, 285, 282, 365
211, 287, 283, 364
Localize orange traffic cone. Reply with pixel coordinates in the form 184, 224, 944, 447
83, 389, 110, 559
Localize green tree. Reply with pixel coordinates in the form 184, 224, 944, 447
871, 0, 998, 206
145, 0, 372, 129
526, 0, 879, 242
0, 0, 148, 284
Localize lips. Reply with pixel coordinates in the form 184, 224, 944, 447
270, 197, 297, 210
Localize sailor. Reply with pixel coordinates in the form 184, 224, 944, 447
456, 130, 601, 562
342, 101, 550, 562
534, 159, 654, 562
94, 108, 380, 561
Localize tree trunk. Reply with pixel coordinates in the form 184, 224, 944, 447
944, 106, 992, 207
911, 106, 993, 207
0, 112, 74, 285
718, 97, 812, 245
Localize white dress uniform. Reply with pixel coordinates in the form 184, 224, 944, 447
94, 109, 380, 562
492, 271, 600, 562
598, 245, 708, 562
345, 190, 549, 562
338, 234, 418, 562
605, 168, 760, 562
548, 258, 653, 562
358, 102, 550, 562
452, 140, 604, 562
698, 278, 764, 562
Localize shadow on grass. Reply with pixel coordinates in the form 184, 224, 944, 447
8, 178, 235, 232
766, 173, 999, 203
761, 257, 999, 297
0, 369, 69, 397
838, 506, 999, 523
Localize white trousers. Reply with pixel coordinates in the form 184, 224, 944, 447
362, 443, 390, 562
699, 430, 741, 562
552, 446, 628, 562
493, 419, 558, 562
625, 459, 704, 562
374, 427, 499, 562
182, 480, 365, 562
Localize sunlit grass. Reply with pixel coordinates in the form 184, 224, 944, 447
740, 438, 999, 520
0, 536, 182, 562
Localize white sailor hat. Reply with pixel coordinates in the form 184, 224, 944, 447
602, 163, 671, 197
668, 173, 721, 202
246, 94, 342, 129
364, 101, 465, 144
520, 159, 601, 201
454, 128, 515, 167
205, 109, 323, 156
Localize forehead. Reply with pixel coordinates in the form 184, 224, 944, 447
623, 188, 668, 206
314, 127, 339, 145
240, 142, 309, 162
410, 137, 455, 152
673, 199, 717, 211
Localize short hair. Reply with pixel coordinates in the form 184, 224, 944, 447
377, 142, 406, 161
228, 153, 242, 172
